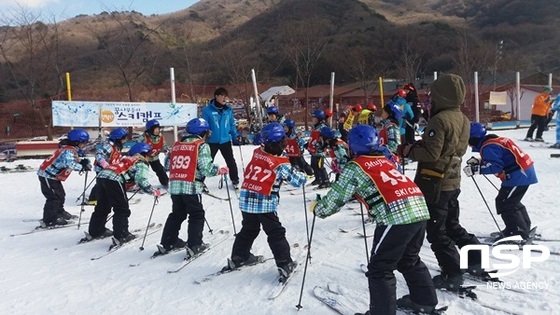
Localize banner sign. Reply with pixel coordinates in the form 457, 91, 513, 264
52, 101, 197, 127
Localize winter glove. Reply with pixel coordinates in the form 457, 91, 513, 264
153, 189, 162, 198
79, 158, 92, 172
466, 156, 480, 166
232, 137, 241, 146
98, 159, 110, 169
218, 167, 229, 175
463, 165, 479, 177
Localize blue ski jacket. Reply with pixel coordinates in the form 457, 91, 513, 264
201, 99, 238, 145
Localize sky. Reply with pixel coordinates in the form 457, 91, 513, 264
1, 127, 559, 314
0, 0, 199, 22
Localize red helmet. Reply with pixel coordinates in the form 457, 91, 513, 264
353, 104, 363, 112
367, 103, 377, 111
397, 89, 407, 98
324, 109, 333, 117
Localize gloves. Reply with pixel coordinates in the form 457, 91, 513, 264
232, 137, 241, 146
98, 159, 110, 169
463, 165, 479, 177
153, 189, 162, 198
218, 167, 229, 175
466, 156, 480, 166
309, 201, 317, 213
79, 158, 92, 172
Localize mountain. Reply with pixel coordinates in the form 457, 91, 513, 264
0, 0, 559, 102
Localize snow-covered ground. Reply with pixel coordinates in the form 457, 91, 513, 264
1, 127, 559, 315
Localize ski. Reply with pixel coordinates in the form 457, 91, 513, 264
10, 221, 80, 237
267, 251, 305, 300
313, 286, 357, 315
79, 223, 156, 245
202, 191, 230, 201
359, 263, 368, 274
437, 285, 478, 300
167, 233, 231, 273
90, 223, 163, 260
0, 165, 36, 173
193, 255, 271, 284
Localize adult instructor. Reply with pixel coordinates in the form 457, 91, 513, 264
202, 87, 241, 189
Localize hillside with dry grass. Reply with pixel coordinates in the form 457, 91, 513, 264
1, 0, 559, 103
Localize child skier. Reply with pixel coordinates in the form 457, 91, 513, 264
465, 122, 537, 242
87, 127, 128, 205
155, 118, 229, 256
318, 127, 350, 182
312, 124, 438, 315
142, 119, 169, 188
307, 109, 330, 187
224, 123, 307, 281
87, 143, 161, 243
379, 102, 403, 154
283, 119, 313, 176
37, 129, 92, 226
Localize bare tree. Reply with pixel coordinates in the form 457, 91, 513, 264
279, 17, 332, 130
397, 33, 424, 83
343, 47, 388, 105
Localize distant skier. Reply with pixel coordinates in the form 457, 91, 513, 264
466, 122, 537, 242
141, 119, 169, 188
37, 129, 92, 226
283, 119, 313, 176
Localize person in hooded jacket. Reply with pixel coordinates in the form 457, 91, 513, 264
201, 87, 241, 189
465, 122, 537, 242
399, 74, 485, 291
142, 119, 169, 188
37, 129, 92, 226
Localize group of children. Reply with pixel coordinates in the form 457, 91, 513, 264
35, 85, 539, 314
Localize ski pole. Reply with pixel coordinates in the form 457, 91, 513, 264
482, 174, 500, 191
75, 172, 98, 202
238, 145, 245, 171
127, 189, 140, 202
359, 202, 370, 265
471, 176, 504, 239
205, 218, 214, 235
302, 185, 310, 246
296, 210, 316, 311
223, 174, 237, 236
139, 196, 158, 251
77, 171, 89, 229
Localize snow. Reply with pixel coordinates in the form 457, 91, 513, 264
1, 127, 559, 315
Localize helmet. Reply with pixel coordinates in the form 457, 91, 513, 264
146, 119, 160, 130
283, 119, 295, 129
186, 118, 210, 135
324, 109, 333, 118
260, 123, 286, 144
348, 125, 379, 156
367, 103, 377, 111
470, 122, 487, 139
320, 127, 336, 140
311, 109, 326, 120
353, 104, 363, 112
67, 129, 90, 143
385, 101, 404, 120
397, 89, 407, 98
129, 143, 151, 156
267, 106, 279, 115
109, 128, 128, 141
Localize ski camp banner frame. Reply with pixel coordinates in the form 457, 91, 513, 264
52, 101, 197, 127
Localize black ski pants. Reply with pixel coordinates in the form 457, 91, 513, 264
231, 211, 292, 267
149, 159, 169, 187
289, 156, 314, 176
366, 221, 438, 315
425, 189, 482, 276
496, 185, 531, 239
209, 142, 239, 183
39, 176, 66, 224
160, 194, 206, 249
89, 178, 131, 239
526, 114, 547, 139
310, 155, 329, 184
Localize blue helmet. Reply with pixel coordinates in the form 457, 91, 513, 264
267, 106, 279, 115
470, 122, 487, 139
311, 109, 326, 120
109, 128, 128, 141
129, 143, 151, 156
348, 125, 379, 156
261, 123, 286, 144
67, 129, 90, 143
146, 119, 160, 130
385, 101, 404, 121
283, 119, 295, 129
320, 127, 336, 140
186, 118, 210, 135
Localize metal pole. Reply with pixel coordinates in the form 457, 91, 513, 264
223, 174, 237, 235
329, 72, 335, 128
139, 197, 158, 250
251, 69, 263, 129
77, 171, 88, 229
471, 176, 504, 238
359, 203, 370, 265
474, 71, 480, 123
170, 67, 178, 142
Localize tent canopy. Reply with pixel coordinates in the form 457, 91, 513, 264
260, 85, 295, 103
